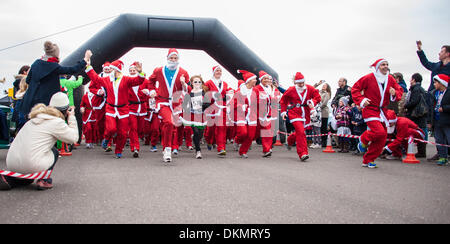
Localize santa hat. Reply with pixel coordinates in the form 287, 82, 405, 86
258, 70, 272, 81
102, 62, 111, 68
237, 70, 257, 84
129, 62, 138, 70
212, 65, 221, 73
294, 72, 305, 83
433, 74, 449, 88
370, 58, 388, 71
167, 48, 179, 58
110, 60, 124, 73
385, 109, 398, 134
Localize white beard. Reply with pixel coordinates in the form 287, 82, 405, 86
296, 86, 305, 93
129, 74, 138, 78
374, 70, 389, 84
166, 61, 179, 70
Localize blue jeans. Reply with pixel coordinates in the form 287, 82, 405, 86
434, 125, 450, 159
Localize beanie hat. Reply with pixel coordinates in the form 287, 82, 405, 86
294, 72, 305, 83
339, 96, 349, 107
49, 92, 70, 112
370, 58, 388, 71
110, 60, 124, 73
44, 41, 60, 58
433, 74, 449, 88
259, 70, 272, 81
167, 48, 179, 58
237, 70, 257, 84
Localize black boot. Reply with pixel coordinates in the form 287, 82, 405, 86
415, 142, 426, 158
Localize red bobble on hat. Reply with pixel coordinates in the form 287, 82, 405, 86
167, 48, 179, 58
110, 60, 124, 72
294, 72, 305, 83
258, 70, 271, 81
370, 58, 387, 71
237, 70, 257, 84
434, 74, 450, 88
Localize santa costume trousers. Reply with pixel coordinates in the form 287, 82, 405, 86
236, 124, 257, 155
105, 115, 129, 154
205, 119, 227, 152
145, 113, 160, 146
129, 114, 146, 152
389, 129, 424, 157
287, 121, 308, 158
256, 123, 274, 153
83, 122, 96, 144
159, 106, 176, 149
360, 120, 387, 164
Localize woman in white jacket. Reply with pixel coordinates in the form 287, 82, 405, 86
1, 92, 78, 190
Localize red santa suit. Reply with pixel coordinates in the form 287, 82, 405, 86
280, 72, 321, 160
234, 70, 259, 156
204, 66, 232, 153
384, 111, 425, 157
85, 60, 146, 155
80, 92, 97, 144
89, 85, 106, 143
253, 71, 281, 154
141, 79, 160, 148
128, 79, 148, 153
351, 59, 404, 165
148, 50, 189, 151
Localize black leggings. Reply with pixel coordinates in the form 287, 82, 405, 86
192, 127, 204, 152
5, 147, 59, 188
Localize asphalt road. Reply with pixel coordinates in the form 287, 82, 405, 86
1, 143, 449, 224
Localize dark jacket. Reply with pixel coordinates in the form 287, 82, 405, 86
404, 83, 428, 128
332, 85, 353, 107
349, 106, 366, 134
417, 50, 450, 92
19, 59, 86, 115
429, 88, 450, 127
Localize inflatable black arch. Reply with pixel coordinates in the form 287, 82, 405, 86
61, 13, 278, 82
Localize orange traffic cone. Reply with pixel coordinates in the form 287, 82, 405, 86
323, 133, 335, 153
274, 134, 283, 146
59, 142, 72, 157
403, 136, 420, 164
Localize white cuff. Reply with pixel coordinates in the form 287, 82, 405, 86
85, 66, 93, 73
390, 94, 396, 102
360, 98, 369, 108
281, 112, 287, 118
149, 90, 157, 97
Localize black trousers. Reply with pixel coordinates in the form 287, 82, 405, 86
192, 127, 204, 152
321, 118, 329, 147
5, 147, 59, 188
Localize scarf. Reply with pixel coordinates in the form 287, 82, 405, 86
41, 55, 59, 63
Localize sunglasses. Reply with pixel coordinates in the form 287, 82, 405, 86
193, 81, 202, 84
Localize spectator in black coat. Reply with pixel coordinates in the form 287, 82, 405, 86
331, 78, 352, 108
404, 73, 428, 157
19, 41, 90, 117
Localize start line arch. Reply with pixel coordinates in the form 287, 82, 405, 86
60, 13, 279, 82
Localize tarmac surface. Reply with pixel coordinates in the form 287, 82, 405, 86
1, 142, 449, 224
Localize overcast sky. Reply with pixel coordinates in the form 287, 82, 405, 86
0, 0, 449, 97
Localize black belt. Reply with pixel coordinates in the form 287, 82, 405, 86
158, 95, 172, 101
106, 102, 126, 108
129, 101, 145, 105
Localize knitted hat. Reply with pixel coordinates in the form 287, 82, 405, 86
44, 41, 60, 58
49, 92, 70, 112
339, 96, 349, 106
237, 70, 257, 84
294, 72, 305, 83
433, 74, 449, 88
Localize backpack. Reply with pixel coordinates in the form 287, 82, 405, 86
410, 87, 429, 118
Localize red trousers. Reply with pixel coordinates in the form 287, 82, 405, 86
205, 115, 228, 152
256, 124, 274, 153
235, 124, 257, 155
105, 115, 129, 154
83, 122, 96, 144
144, 113, 160, 146
388, 129, 424, 157
172, 125, 193, 150
159, 106, 175, 149
287, 121, 308, 158
94, 109, 105, 143
128, 114, 146, 152
360, 120, 387, 164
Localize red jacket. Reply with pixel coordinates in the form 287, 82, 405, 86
386, 117, 425, 152
80, 92, 96, 124
204, 79, 231, 118
148, 66, 189, 113
234, 85, 258, 126
351, 73, 403, 125
253, 84, 281, 127
128, 78, 149, 116
86, 67, 145, 119
280, 85, 321, 125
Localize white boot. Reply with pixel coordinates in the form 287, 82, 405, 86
163, 147, 172, 163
